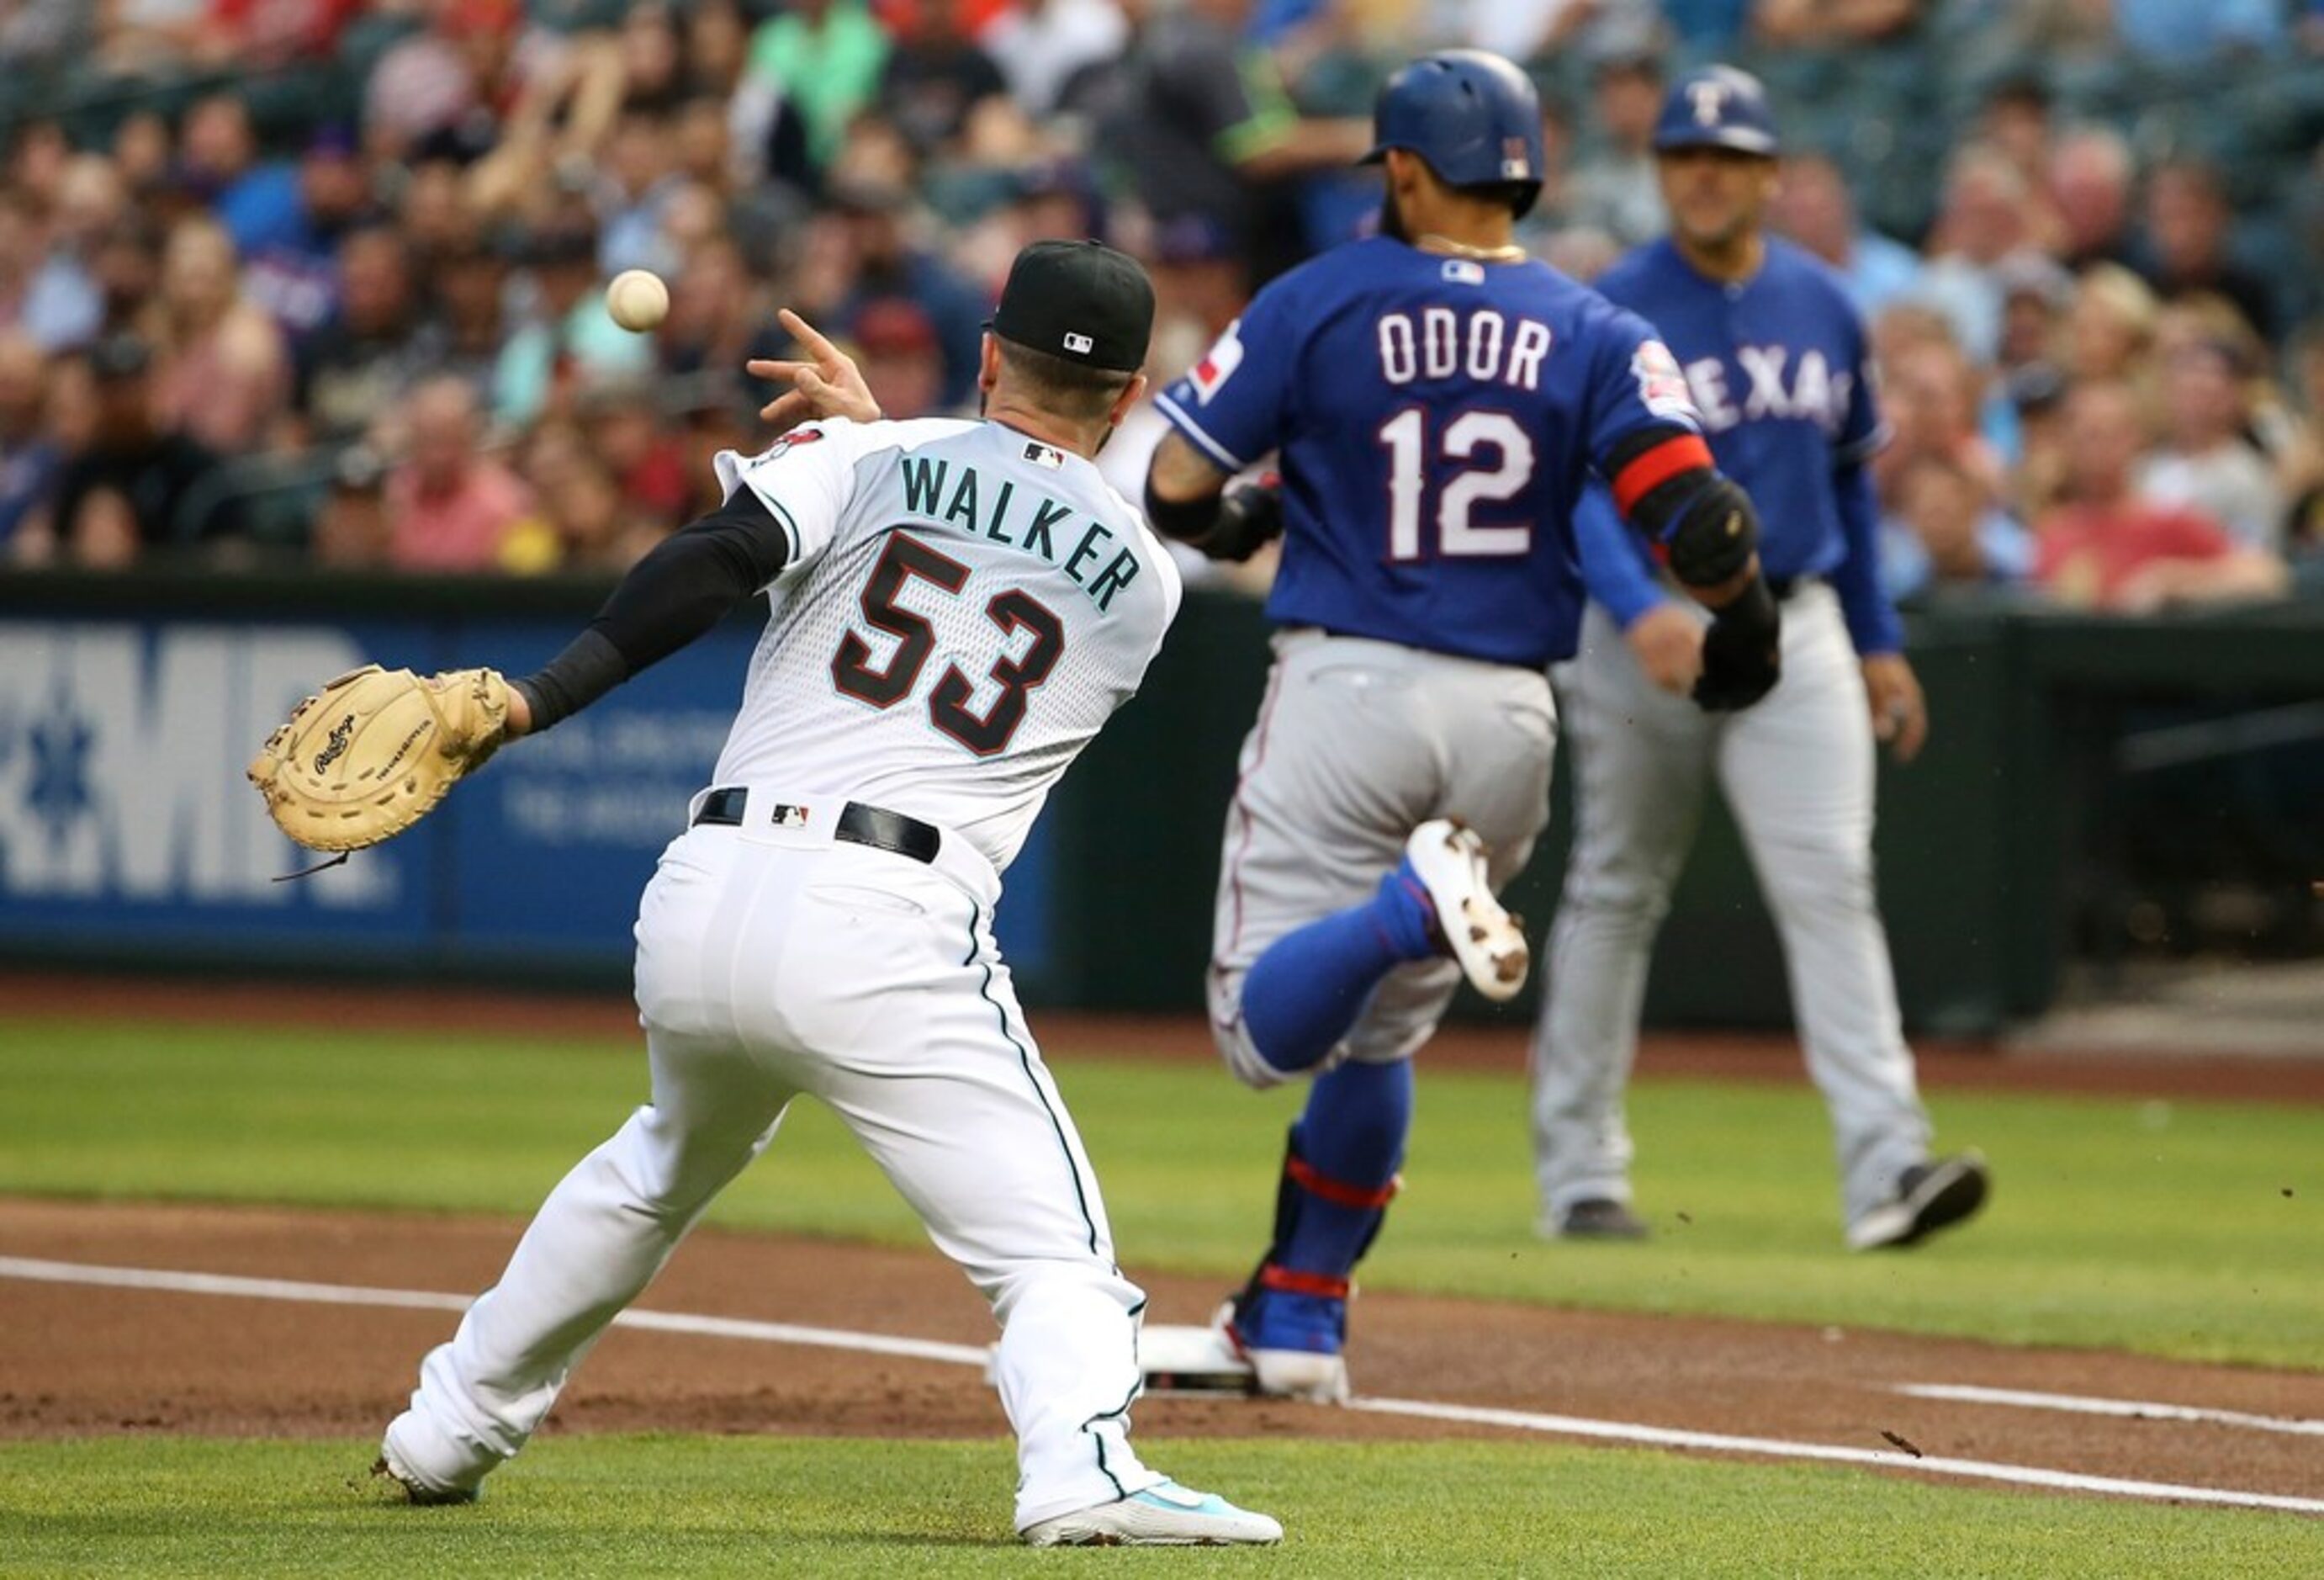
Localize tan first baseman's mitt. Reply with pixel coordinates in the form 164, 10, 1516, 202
247, 665, 512, 852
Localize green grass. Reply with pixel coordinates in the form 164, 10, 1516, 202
1, 1434, 2314, 1577
0, 1016, 2319, 1366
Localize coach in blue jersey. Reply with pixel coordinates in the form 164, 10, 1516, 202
1141, 50, 1781, 1402
1531, 67, 1989, 1252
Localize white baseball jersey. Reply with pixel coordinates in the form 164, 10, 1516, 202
708, 416, 1183, 869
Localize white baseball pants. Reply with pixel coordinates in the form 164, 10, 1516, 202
1207, 628, 1558, 1087
388, 793, 1161, 1531
1530, 586, 1932, 1227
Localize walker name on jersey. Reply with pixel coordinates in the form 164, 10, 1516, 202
897, 455, 1142, 613
1376, 307, 1554, 391
1682, 346, 1855, 437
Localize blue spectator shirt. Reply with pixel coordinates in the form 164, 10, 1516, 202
1662, 0, 1751, 49
216, 163, 306, 259
1841, 230, 1925, 321
1878, 507, 2034, 603
1574, 235, 1903, 655
0, 437, 59, 546
839, 253, 989, 412
2115, 0, 2282, 56
1156, 235, 1705, 669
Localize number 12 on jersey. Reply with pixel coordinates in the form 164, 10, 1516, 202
1378, 409, 1536, 560
831, 531, 1064, 756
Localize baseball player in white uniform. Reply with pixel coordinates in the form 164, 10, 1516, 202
1530, 69, 1989, 1251
373, 242, 1282, 1546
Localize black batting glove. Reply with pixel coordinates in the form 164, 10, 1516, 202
1692, 574, 1781, 712
1206, 475, 1284, 563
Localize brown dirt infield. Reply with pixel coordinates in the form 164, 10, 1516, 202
3, 1197, 2321, 1510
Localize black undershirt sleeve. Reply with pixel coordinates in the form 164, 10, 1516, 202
512, 487, 793, 733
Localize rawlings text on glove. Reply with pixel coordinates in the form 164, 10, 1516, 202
247, 665, 513, 852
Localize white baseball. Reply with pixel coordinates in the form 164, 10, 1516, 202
606, 269, 670, 332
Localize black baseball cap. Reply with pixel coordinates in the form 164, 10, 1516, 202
988, 239, 1153, 374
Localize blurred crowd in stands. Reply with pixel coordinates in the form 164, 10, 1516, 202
2, 0, 2323, 615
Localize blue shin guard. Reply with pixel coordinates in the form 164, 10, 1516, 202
1230, 1061, 1414, 1359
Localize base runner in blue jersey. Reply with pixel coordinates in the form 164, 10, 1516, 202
1143, 50, 1784, 1401
1530, 68, 1990, 1252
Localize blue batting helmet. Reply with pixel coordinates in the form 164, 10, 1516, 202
1362, 50, 1545, 217
1653, 66, 1781, 157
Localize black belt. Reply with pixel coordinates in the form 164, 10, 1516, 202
1766, 574, 1821, 602
691, 787, 942, 866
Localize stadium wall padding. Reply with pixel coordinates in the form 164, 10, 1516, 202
3, 570, 2319, 1035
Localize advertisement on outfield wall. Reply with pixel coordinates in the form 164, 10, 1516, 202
0, 615, 1047, 978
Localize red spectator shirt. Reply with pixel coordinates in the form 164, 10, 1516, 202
211, 0, 360, 58
387, 461, 536, 573
2034, 501, 2233, 608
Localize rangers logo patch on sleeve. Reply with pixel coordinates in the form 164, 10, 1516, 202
1631, 341, 1702, 427
1188, 321, 1245, 404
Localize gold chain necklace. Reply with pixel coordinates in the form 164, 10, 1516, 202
1416, 233, 1527, 263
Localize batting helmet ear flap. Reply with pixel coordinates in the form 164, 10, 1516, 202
1363, 50, 1545, 219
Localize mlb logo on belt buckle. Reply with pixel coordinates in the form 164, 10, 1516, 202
769, 803, 812, 829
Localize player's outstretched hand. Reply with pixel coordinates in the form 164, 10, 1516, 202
1861, 653, 1928, 762
1624, 603, 1704, 696
748, 309, 881, 432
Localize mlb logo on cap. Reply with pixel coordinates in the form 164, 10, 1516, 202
1064, 331, 1094, 355
1501, 136, 1533, 180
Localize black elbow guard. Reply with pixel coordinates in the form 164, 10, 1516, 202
1643, 473, 1760, 590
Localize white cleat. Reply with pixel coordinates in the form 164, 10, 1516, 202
1403, 818, 1527, 1002
1244, 1347, 1351, 1404
1022, 1481, 1284, 1546
373, 1414, 484, 1506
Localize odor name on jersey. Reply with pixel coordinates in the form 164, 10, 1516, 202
1152, 234, 1703, 670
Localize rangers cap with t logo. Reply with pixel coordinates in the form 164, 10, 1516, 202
988, 239, 1155, 373
1653, 66, 1780, 157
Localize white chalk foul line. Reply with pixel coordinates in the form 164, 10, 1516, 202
1897, 1383, 2324, 1439
5, 1255, 2320, 1515
0, 1256, 989, 1367
1343, 1397, 2324, 1515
